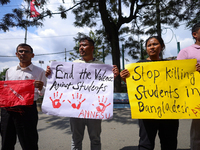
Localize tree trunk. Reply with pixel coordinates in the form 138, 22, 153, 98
110, 31, 122, 92
98, 0, 122, 92
156, 0, 163, 59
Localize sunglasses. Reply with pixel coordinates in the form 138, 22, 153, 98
18, 50, 32, 54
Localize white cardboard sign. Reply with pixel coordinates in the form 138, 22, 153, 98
42, 61, 114, 120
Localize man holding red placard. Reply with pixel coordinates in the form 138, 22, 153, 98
0, 43, 46, 150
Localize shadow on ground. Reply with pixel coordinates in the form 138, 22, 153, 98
105, 108, 138, 125
120, 146, 138, 150
119, 147, 190, 150
37, 108, 137, 134
38, 112, 71, 134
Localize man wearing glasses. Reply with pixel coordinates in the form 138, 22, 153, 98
1, 43, 46, 150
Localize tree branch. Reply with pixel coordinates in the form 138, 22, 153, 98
33, 1, 88, 22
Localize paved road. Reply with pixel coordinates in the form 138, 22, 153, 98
2, 108, 191, 150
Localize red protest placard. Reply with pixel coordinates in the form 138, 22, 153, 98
0, 80, 35, 107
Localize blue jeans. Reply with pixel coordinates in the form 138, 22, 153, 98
70, 118, 102, 150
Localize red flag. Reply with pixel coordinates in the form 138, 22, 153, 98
0, 80, 35, 107
30, 0, 40, 17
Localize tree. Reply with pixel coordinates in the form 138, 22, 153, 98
180, 0, 200, 28
0, 0, 44, 32
0, 0, 10, 5
71, 0, 154, 92
0, 0, 146, 92
136, 0, 185, 59
70, 0, 194, 91
0, 68, 8, 81
1, 0, 200, 92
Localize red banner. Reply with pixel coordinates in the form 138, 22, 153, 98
30, 0, 40, 17
0, 80, 35, 107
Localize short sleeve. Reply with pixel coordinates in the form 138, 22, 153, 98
177, 49, 188, 60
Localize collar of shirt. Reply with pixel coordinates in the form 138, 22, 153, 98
192, 44, 200, 49
16, 63, 33, 71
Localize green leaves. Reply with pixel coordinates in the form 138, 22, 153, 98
0, 68, 8, 81
0, 0, 10, 5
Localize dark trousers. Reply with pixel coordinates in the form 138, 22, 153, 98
70, 118, 102, 150
1, 102, 38, 150
138, 119, 179, 150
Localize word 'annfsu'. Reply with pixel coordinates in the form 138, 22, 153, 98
78, 109, 111, 119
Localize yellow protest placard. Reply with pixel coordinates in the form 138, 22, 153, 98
125, 59, 200, 119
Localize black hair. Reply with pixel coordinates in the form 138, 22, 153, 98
16, 43, 33, 53
79, 36, 95, 47
192, 22, 200, 39
145, 36, 165, 51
